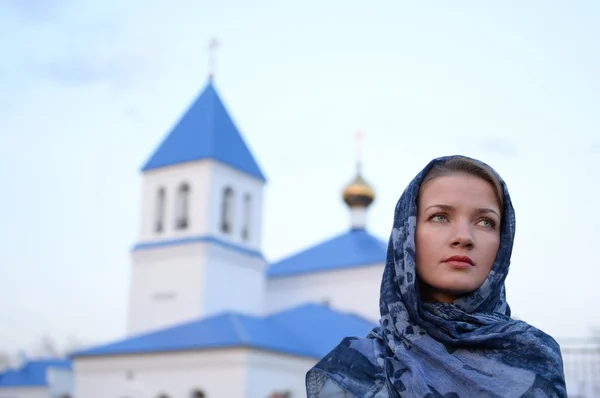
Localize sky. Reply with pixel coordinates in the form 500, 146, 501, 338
0, 0, 599, 354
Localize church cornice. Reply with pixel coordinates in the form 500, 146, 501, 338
132, 234, 264, 259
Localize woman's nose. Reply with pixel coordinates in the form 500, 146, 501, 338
451, 222, 474, 249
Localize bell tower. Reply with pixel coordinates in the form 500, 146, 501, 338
126, 77, 268, 336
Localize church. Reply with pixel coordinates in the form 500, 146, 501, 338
0, 76, 387, 398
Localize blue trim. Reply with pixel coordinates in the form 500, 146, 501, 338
0, 359, 71, 387
70, 304, 377, 359
267, 259, 381, 279
132, 235, 264, 259
267, 229, 387, 278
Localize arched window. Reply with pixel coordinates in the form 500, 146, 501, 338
125, 369, 134, 380
175, 183, 190, 229
191, 389, 206, 398
241, 193, 251, 241
154, 187, 166, 233
220, 186, 234, 233
269, 392, 291, 398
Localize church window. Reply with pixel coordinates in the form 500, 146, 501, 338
221, 186, 234, 233
269, 392, 291, 398
175, 183, 190, 229
241, 193, 251, 241
191, 389, 206, 398
155, 187, 166, 233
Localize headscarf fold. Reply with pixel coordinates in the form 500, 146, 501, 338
306, 155, 566, 398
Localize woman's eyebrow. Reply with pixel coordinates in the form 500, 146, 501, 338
476, 208, 501, 218
424, 204, 453, 211
425, 204, 500, 218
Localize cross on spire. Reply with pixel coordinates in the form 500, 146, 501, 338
208, 38, 219, 80
355, 130, 365, 173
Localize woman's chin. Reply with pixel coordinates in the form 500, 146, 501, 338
421, 281, 481, 303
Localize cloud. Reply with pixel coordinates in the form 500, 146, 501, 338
589, 141, 600, 155
0, 0, 157, 91
6, 14, 158, 90
32, 49, 156, 89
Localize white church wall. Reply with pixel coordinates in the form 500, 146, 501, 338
127, 244, 209, 335
203, 243, 266, 317
127, 241, 267, 335
245, 351, 316, 398
47, 367, 74, 397
138, 160, 212, 242
207, 162, 265, 252
74, 349, 247, 398
137, 160, 264, 250
73, 348, 314, 398
266, 264, 384, 322
0, 387, 48, 398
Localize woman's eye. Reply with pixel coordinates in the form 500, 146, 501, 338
431, 214, 448, 223
478, 218, 496, 229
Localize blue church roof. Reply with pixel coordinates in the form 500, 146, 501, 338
141, 79, 266, 181
71, 304, 376, 359
267, 228, 388, 278
0, 359, 71, 387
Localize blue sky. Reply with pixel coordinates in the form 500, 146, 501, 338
0, 0, 599, 354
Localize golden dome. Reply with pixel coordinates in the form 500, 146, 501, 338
342, 171, 375, 208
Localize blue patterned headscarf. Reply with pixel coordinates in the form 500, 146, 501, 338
306, 155, 566, 397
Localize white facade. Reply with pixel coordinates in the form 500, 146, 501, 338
74, 349, 315, 398
127, 159, 267, 335
136, 160, 264, 250
266, 263, 384, 322
245, 351, 316, 398
349, 207, 367, 229
561, 339, 600, 398
0, 387, 48, 398
47, 368, 74, 398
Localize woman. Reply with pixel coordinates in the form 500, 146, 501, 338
306, 155, 566, 397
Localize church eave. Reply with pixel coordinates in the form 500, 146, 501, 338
140, 156, 267, 183
131, 234, 265, 259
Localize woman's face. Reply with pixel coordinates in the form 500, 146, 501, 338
415, 173, 501, 303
